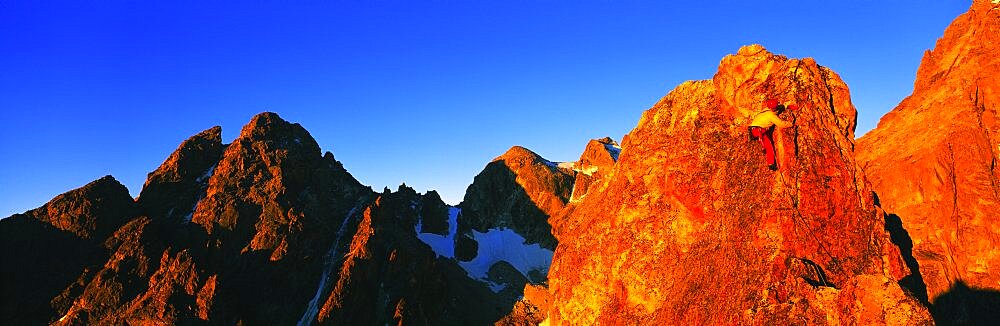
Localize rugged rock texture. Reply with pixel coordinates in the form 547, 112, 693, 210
191, 112, 366, 260
12, 176, 137, 240
418, 190, 451, 235
544, 45, 931, 324
857, 1, 1000, 318
138, 125, 225, 222
50, 216, 212, 325
312, 189, 510, 325
568, 137, 620, 203
458, 146, 574, 254
46, 113, 374, 325
497, 284, 551, 326
3, 112, 517, 325
0, 176, 135, 324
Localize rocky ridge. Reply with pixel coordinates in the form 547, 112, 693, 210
1, 113, 516, 325
857, 0, 1000, 322
458, 146, 574, 254
543, 44, 932, 324
3, 3, 997, 323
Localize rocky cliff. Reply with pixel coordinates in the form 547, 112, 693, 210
544, 44, 932, 324
857, 0, 1000, 322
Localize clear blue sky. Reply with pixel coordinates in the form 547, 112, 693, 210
0, 1, 969, 216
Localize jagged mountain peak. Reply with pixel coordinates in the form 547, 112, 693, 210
544, 44, 931, 324
577, 137, 619, 170
235, 112, 321, 156
493, 145, 554, 167
138, 126, 225, 221
143, 125, 222, 184
6, 5, 993, 321
460, 144, 573, 252
17, 175, 136, 240
567, 137, 620, 203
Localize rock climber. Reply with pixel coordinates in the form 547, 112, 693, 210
749, 99, 796, 170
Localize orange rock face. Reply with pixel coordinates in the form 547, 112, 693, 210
568, 137, 620, 203
17, 176, 137, 240
545, 45, 931, 324
856, 0, 1000, 319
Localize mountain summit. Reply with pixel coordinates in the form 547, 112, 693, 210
1, 113, 524, 325
543, 44, 931, 324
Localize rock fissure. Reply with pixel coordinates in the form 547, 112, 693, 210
973, 86, 1000, 200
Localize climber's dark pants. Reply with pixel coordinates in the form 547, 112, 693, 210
749, 126, 776, 166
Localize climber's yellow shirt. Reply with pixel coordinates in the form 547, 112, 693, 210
750, 111, 791, 129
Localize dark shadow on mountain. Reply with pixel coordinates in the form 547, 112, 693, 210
797, 257, 834, 288
0, 215, 106, 324
458, 158, 570, 253
874, 191, 930, 305
455, 160, 567, 321
932, 280, 1000, 325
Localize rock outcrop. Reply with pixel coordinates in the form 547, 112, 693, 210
458, 146, 574, 254
568, 137, 620, 203
137, 125, 225, 223
544, 45, 931, 324
857, 0, 1000, 322
47, 113, 376, 325
11, 176, 137, 240
314, 188, 511, 325
417, 190, 451, 235
0, 176, 136, 324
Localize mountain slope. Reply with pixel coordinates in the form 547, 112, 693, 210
545, 44, 931, 324
458, 146, 574, 255
0, 112, 520, 325
857, 0, 1000, 322
0, 176, 136, 324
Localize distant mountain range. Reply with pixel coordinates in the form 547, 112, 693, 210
2, 0, 997, 324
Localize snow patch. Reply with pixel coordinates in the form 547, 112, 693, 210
458, 228, 554, 281
416, 207, 459, 258
183, 164, 216, 223
604, 143, 622, 161
487, 280, 507, 293
195, 165, 216, 184
414, 207, 553, 288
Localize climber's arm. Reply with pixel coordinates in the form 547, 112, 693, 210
771, 114, 792, 129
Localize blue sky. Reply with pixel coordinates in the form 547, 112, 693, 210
0, 1, 969, 216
